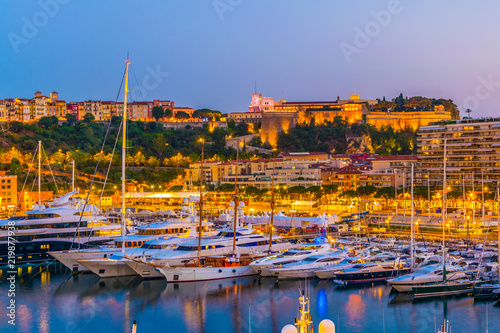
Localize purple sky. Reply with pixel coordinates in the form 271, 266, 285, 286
1, 0, 500, 118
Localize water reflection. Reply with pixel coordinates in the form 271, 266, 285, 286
0, 264, 498, 333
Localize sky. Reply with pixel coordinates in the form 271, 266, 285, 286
1, 0, 500, 117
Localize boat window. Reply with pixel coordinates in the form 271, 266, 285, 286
302, 257, 317, 263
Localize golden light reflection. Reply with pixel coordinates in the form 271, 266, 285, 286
345, 294, 366, 327
18, 304, 32, 332
40, 269, 50, 287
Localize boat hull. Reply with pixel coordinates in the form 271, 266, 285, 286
334, 269, 411, 285
412, 283, 473, 299
157, 266, 257, 283
77, 259, 137, 278
270, 268, 317, 280
125, 260, 164, 279
49, 248, 120, 273
389, 274, 466, 293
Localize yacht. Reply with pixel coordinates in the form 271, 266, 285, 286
0, 192, 121, 265
314, 257, 367, 279
126, 226, 294, 279
249, 243, 331, 276
49, 221, 196, 273
333, 261, 410, 285
77, 235, 190, 278
269, 250, 350, 280
74, 222, 197, 277
388, 264, 468, 293
155, 254, 257, 282
412, 279, 473, 298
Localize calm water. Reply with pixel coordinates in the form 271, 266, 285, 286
0, 263, 498, 333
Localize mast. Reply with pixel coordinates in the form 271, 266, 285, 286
442, 139, 447, 273
482, 171, 485, 221
38, 140, 41, 204
462, 172, 466, 241
233, 141, 240, 252
428, 171, 431, 219
497, 183, 500, 276
410, 163, 414, 271
197, 139, 204, 266
121, 58, 130, 254
269, 154, 276, 252
71, 160, 75, 193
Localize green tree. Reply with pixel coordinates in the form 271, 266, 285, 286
39, 116, 53, 129
356, 185, 377, 198
65, 113, 77, 126
164, 108, 173, 118
152, 106, 164, 122
217, 183, 236, 192
83, 113, 95, 123
340, 190, 358, 199
175, 111, 190, 119
375, 186, 395, 209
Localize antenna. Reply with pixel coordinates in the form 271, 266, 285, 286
255, 81, 257, 94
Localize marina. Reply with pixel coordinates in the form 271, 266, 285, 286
3, 2, 500, 331
0, 262, 498, 332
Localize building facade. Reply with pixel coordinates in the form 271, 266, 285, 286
417, 118, 500, 188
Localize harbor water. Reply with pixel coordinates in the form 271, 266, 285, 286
0, 263, 498, 333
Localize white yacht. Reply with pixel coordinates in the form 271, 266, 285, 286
249, 243, 331, 276
269, 250, 350, 280
74, 222, 198, 277
387, 264, 468, 292
50, 221, 196, 273
314, 257, 367, 279
0, 192, 121, 265
77, 236, 190, 278
156, 254, 257, 282
127, 226, 294, 279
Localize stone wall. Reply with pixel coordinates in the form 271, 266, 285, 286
161, 121, 227, 130
260, 111, 298, 146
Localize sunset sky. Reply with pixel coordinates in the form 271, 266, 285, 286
2, 0, 500, 117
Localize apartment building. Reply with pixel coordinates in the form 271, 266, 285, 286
417, 118, 500, 188
0, 172, 17, 209
184, 157, 323, 190
0, 100, 6, 121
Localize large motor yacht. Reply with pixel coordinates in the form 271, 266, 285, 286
268, 250, 350, 280
0, 192, 120, 265
249, 243, 332, 276
49, 221, 198, 273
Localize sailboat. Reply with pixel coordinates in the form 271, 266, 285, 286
155, 140, 258, 282
75, 58, 136, 277
412, 139, 473, 298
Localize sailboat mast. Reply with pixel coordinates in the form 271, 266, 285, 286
269, 155, 275, 252
410, 163, 414, 271
121, 58, 130, 254
442, 139, 447, 264
197, 139, 204, 266
38, 140, 41, 204
233, 142, 240, 252
497, 184, 500, 276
